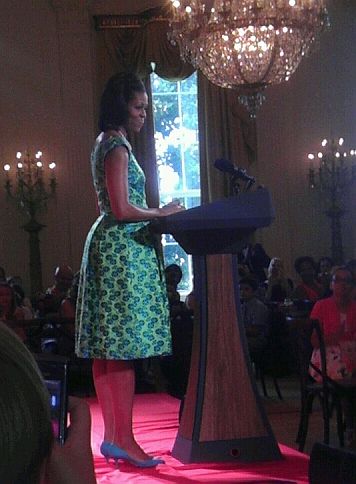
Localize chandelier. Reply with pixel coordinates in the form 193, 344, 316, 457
168, 0, 329, 116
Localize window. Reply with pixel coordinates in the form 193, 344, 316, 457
151, 71, 200, 293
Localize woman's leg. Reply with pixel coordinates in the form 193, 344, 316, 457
92, 359, 114, 442
106, 360, 150, 460
93, 358, 150, 460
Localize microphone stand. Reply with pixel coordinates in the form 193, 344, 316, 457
231, 174, 242, 196
230, 172, 255, 196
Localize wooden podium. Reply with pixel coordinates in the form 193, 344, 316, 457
156, 188, 282, 463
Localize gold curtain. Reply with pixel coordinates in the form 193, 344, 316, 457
94, 11, 257, 206
198, 72, 257, 203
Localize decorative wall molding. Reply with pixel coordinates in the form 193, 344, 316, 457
50, 0, 91, 12
90, 0, 166, 16
94, 6, 170, 30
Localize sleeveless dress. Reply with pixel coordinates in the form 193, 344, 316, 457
75, 134, 171, 360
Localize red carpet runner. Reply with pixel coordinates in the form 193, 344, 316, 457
88, 393, 309, 483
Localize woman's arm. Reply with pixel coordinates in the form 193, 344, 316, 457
105, 146, 183, 221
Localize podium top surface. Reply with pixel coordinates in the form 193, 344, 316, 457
152, 188, 275, 255
156, 188, 275, 233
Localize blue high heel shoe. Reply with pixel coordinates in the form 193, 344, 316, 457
100, 441, 165, 468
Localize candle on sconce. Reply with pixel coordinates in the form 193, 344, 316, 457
15, 152, 23, 178
49, 161, 57, 193
3, 150, 57, 203
349, 148, 356, 182
34, 151, 43, 182
3, 163, 11, 189
307, 153, 315, 188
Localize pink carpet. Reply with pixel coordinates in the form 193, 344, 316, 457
88, 393, 310, 483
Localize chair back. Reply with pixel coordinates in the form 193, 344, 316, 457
295, 318, 348, 450
309, 318, 328, 383
296, 318, 330, 400
263, 303, 292, 377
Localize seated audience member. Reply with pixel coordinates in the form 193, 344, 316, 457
241, 242, 271, 283
7, 275, 33, 314
55, 272, 81, 356
12, 283, 34, 319
0, 282, 27, 341
41, 264, 74, 316
185, 289, 196, 313
239, 276, 270, 360
316, 256, 334, 298
60, 271, 80, 319
346, 259, 356, 278
310, 266, 356, 447
0, 321, 96, 483
165, 264, 187, 318
165, 263, 183, 289
238, 261, 266, 300
292, 256, 323, 302
238, 263, 251, 279
162, 265, 193, 396
265, 257, 293, 303
346, 259, 356, 301
0, 266, 6, 283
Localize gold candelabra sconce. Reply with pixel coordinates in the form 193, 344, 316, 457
3, 150, 57, 298
307, 137, 356, 264
4, 150, 56, 218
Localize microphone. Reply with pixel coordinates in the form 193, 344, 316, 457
214, 158, 255, 186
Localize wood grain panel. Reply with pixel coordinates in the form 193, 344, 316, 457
179, 304, 200, 439
199, 254, 267, 441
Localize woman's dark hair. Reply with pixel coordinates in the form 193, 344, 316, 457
317, 256, 334, 273
294, 256, 316, 274
239, 276, 259, 292
98, 72, 146, 132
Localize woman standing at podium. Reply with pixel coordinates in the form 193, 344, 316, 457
75, 72, 183, 467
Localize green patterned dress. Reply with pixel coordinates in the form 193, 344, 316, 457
75, 134, 171, 360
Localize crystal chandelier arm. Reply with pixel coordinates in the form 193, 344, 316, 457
168, 0, 328, 116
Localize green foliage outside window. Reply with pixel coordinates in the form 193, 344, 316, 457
151, 72, 200, 292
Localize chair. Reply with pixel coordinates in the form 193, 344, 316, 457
252, 303, 291, 400
161, 308, 194, 399
252, 345, 283, 400
295, 318, 356, 452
